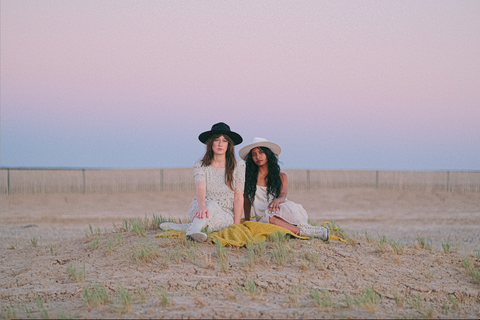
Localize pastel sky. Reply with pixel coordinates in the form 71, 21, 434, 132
1, 1, 479, 170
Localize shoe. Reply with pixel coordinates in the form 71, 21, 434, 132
299, 225, 329, 240
159, 222, 190, 232
185, 218, 208, 242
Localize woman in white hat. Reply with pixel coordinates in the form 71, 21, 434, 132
239, 137, 328, 240
159, 122, 245, 242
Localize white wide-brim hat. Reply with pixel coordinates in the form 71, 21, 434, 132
238, 137, 282, 160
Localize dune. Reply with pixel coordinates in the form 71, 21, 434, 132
1, 188, 479, 318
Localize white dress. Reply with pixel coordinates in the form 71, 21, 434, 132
188, 160, 245, 231
252, 185, 309, 226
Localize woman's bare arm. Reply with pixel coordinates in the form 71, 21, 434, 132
243, 195, 251, 222
268, 172, 288, 213
233, 190, 244, 224
193, 180, 209, 219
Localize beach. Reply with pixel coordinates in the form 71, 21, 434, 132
1, 188, 479, 318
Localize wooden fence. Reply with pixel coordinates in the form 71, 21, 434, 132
1, 168, 479, 195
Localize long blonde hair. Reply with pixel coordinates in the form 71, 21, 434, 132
201, 134, 237, 191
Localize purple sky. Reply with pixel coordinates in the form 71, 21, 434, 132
1, 1, 479, 170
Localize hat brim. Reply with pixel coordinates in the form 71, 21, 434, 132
238, 141, 282, 160
198, 130, 243, 145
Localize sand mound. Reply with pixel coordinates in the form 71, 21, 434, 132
1, 188, 479, 318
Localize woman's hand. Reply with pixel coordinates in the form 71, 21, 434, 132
194, 204, 209, 219
268, 198, 281, 213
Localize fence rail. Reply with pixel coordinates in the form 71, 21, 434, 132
1, 168, 479, 195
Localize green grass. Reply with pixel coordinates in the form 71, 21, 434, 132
355, 286, 382, 314
5, 305, 16, 320
154, 286, 170, 307
104, 236, 115, 256
115, 283, 132, 314
373, 236, 387, 254
244, 278, 257, 298
323, 220, 348, 241
82, 283, 109, 310
309, 289, 332, 310
85, 224, 101, 242
66, 262, 86, 282
462, 257, 480, 284
392, 291, 405, 308
30, 237, 39, 247
132, 241, 159, 263
89, 235, 100, 251
389, 241, 405, 255
214, 239, 228, 271
341, 292, 354, 309
448, 294, 460, 312
8, 240, 19, 250
136, 286, 146, 303
35, 295, 49, 319
408, 293, 424, 311
271, 240, 290, 266
441, 240, 452, 254
417, 234, 426, 248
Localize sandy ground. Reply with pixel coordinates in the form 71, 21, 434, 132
1, 188, 479, 318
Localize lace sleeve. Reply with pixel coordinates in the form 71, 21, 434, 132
233, 160, 246, 192
193, 160, 206, 183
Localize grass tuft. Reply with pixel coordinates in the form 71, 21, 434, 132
154, 286, 170, 307
5, 305, 17, 320
66, 262, 86, 282
115, 283, 132, 314
389, 241, 405, 255
214, 239, 229, 272
392, 291, 405, 308
441, 240, 452, 254
85, 224, 101, 242
448, 294, 460, 312
244, 278, 258, 298
309, 288, 332, 311
104, 236, 115, 256
355, 286, 382, 314
35, 295, 49, 319
136, 286, 146, 303
132, 241, 159, 263
30, 237, 39, 247
408, 293, 424, 311
462, 257, 480, 284
82, 283, 109, 310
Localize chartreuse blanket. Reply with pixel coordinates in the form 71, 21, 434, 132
156, 221, 346, 247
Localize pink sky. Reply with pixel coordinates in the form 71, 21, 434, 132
1, 1, 479, 169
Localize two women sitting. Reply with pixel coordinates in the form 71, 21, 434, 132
159, 122, 328, 242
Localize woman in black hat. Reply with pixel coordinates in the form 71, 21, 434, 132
159, 122, 245, 242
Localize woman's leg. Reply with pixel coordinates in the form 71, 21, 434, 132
269, 216, 300, 235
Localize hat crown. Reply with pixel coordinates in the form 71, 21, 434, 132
251, 137, 268, 143
211, 122, 230, 131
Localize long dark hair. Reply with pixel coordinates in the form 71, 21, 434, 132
201, 134, 237, 191
244, 146, 282, 204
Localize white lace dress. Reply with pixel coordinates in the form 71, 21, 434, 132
252, 185, 309, 226
188, 160, 245, 231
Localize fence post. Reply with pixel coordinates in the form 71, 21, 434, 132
446, 171, 450, 192
306, 170, 310, 190
82, 169, 86, 194
160, 169, 164, 191
7, 168, 10, 195
375, 170, 379, 188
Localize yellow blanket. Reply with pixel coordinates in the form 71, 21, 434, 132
156, 221, 347, 247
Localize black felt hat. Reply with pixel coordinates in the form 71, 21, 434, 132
198, 122, 243, 145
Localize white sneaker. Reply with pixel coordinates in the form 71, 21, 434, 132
159, 222, 190, 232
299, 225, 329, 240
185, 218, 208, 242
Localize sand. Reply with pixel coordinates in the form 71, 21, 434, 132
1, 188, 479, 318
